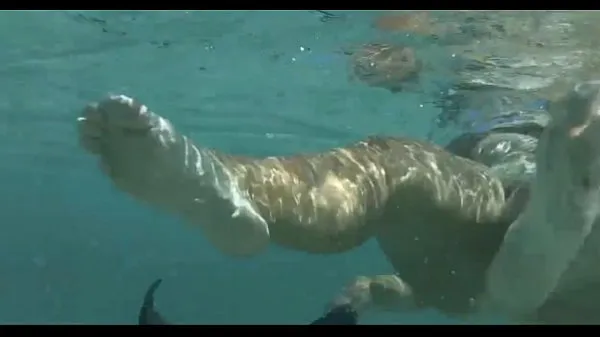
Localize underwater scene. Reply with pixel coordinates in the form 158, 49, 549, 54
2, 10, 600, 324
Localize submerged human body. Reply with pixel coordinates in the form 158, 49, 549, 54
79, 81, 600, 323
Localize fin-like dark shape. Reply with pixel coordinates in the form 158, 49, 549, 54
139, 278, 171, 325
310, 304, 358, 325
138, 279, 357, 325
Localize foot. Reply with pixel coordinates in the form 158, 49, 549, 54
77, 95, 270, 257
77, 94, 202, 210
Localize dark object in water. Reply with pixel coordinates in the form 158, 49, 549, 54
138, 279, 358, 325
310, 305, 358, 325
351, 43, 422, 93
310, 10, 344, 22
138, 279, 170, 325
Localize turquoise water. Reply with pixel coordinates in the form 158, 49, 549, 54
1, 10, 471, 324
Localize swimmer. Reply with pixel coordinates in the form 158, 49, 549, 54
135, 106, 546, 325
78, 81, 600, 324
